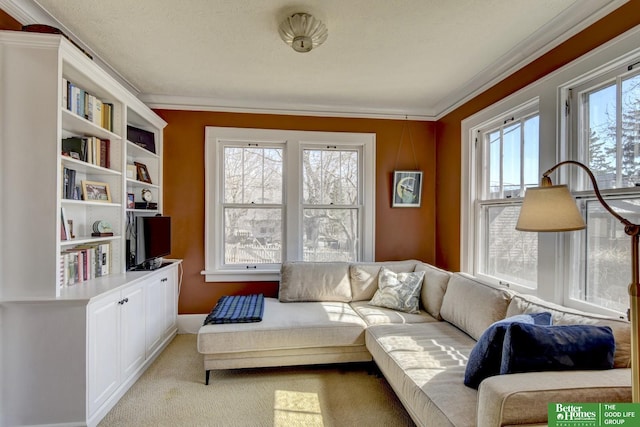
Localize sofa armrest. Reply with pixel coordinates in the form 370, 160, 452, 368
476, 369, 631, 427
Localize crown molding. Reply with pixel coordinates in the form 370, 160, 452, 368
140, 94, 436, 121
434, 0, 629, 120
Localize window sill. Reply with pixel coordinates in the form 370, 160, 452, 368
201, 269, 280, 282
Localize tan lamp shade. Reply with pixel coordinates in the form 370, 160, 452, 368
516, 185, 586, 232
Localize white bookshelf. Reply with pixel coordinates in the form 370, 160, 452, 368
0, 30, 176, 427
0, 30, 166, 298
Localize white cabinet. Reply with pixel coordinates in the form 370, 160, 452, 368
88, 292, 121, 416
88, 281, 146, 417
1, 262, 181, 427
146, 266, 178, 356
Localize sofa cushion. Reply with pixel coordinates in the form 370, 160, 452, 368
500, 323, 615, 375
198, 298, 367, 354
440, 273, 513, 340
464, 312, 552, 389
365, 323, 479, 427
414, 262, 451, 319
506, 293, 630, 368
477, 370, 632, 427
349, 260, 418, 301
279, 261, 352, 302
369, 268, 425, 313
350, 301, 438, 325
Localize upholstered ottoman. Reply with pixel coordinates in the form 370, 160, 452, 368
197, 297, 370, 384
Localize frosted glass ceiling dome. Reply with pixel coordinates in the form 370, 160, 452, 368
278, 13, 328, 53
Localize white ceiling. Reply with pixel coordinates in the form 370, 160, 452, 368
1, 0, 628, 120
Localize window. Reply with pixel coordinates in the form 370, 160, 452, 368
203, 127, 375, 281
473, 102, 540, 290
222, 145, 283, 266
302, 147, 361, 261
463, 29, 640, 317
567, 63, 640, 313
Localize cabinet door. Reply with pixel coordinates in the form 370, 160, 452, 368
145, 274, 165, 356
120, 281, 146, 379
88, 293, 120, 416
162, 267, 178, 334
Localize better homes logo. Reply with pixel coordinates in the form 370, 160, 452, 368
549, 403, 640, 426
550, 403, 597, 426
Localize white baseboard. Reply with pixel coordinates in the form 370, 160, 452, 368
177, 314, 206, 334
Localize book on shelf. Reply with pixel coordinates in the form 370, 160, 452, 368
63, 78, 113, 132
62, 77, 68, 110
61, 136, 110, 169
62, 242, 112, 285
102, 103, 113, 132
61, 167, 78, 200
60, 207, 70, 240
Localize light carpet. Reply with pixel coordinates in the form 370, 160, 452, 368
99, 334, 415, 427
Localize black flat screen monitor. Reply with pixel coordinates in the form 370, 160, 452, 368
135, 215, 171, 267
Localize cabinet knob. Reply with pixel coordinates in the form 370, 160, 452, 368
161, 278, 167, 282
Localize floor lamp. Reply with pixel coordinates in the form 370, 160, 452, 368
515, 160, 640, 403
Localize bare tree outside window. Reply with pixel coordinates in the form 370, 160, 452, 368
575, 71, 640, 312
303, 149, 360, 262
223, 146, 283, 264
222, 145, 362, 264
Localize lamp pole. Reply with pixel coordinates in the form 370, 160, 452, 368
542, 160, 640, 402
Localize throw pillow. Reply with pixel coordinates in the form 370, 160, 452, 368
500, 323, 615, 374
368, 267, 425, 313
464, 312, 552, 389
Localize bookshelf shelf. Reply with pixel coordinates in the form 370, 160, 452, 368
60, 235, 121, 247
127, 140, 159, 159
61, 156, 122, 176
62, 109, 120, 141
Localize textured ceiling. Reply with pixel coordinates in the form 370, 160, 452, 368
4, 0, 628, 119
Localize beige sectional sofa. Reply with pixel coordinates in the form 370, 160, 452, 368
197, 260, 632, 426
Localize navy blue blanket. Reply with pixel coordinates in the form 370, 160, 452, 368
203, 293, 265, 325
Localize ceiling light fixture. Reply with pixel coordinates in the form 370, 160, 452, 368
278, 12, 328, 53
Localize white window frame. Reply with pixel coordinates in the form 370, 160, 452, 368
202, 127, 376, 282
466, 99, 540, 293
462, 25, 640, 317
560, 50, 640, 316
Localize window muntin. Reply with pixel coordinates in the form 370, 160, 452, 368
476, 108, 540, 290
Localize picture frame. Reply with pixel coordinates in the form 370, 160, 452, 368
134, 161, 152, 184
392, 171, 422, 207
81, 180, 112, 203
127, 193, 135, 209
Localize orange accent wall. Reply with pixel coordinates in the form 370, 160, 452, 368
0, 9, 21, 30
155, 111, 436, 313
435, 1, 640, 272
